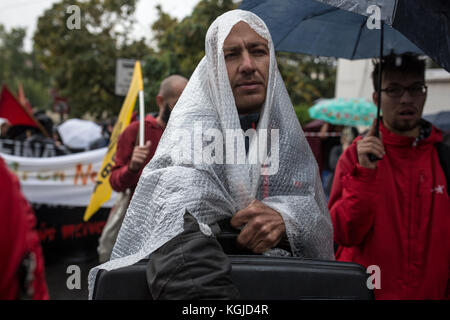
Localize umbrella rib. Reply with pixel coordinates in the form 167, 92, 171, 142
275, 6, 340, 48
350, 19, 367, 59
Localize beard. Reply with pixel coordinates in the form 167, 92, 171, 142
391, 117, 421, 132
161, 103, 172, 124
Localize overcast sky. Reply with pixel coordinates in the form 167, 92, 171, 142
0, 0, 201, 51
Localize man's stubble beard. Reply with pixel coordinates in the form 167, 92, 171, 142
162, 103, 172, 124
390, 117, 421, 133
234, 91, 266, 115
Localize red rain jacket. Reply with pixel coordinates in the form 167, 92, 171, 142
109, 116, 163, 195
0, 157, 48, 300
329, 121, 449, 299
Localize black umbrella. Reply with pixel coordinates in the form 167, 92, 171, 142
385, 0, 449, 72
308, 0, 450, 156
311, 0, 450, 72
240, 0, 424, 59
241, 0, 449, 159
424, 111, 450, 133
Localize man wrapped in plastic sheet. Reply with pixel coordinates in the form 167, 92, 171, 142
89, 9, 334, 299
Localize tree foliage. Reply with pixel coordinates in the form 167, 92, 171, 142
143, 0, 239, 112
277, 53, 336, 107
277, 52, 336, 124
33, 0, 151, 118
152, 0, 238, 75
0, 25, 50, 110
27, 0, 335, 122
148, 0, 336, 122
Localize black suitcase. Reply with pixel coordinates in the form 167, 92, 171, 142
93, 255, 373, 300
93, 229, 373, 300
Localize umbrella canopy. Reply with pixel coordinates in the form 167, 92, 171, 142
423, 111, 450, 133
57, 119, 102, 150
308, 98, 377, 126
240, 0, 448, 154
240, 0, 423, 60
316, 0, 450, 72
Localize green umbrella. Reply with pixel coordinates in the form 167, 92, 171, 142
308, 98, 377, 127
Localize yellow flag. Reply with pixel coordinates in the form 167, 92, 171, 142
83, 61, 144, 221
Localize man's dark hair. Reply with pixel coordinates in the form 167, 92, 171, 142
34, 111, 54, 136
372, 53, 426, 91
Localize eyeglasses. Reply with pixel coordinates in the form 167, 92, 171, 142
381, 84, 428, 97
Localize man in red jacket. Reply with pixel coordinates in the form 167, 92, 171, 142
0, 156, 49, 300
109, 75, 188, 194
97, 75, 187, 263
329, 53, 449, 299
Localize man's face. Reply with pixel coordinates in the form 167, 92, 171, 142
1, 123, 10, 136
374, 72, 426, 135
223, 22, 270, 114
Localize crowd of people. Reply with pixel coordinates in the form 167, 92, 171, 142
1, 9, 449, 300
0, 111, 116, 156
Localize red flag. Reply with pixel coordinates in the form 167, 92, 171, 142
17, 83, 33, 114
0, 85, 38, 127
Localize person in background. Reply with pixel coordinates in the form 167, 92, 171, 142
89, 10, 333, 300
52, 127, 71, 155
324, 126, 359, 198
97, 74, 188, 263
0, 156, 49, 299
0, 118, 11, 137
27, 111, 71, 156
89, 118, 116, 150
109, 75, 188, 195
318, 122, 343, 190
329, 53, 449, 299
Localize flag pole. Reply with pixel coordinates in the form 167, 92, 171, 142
139, 89, 145, 147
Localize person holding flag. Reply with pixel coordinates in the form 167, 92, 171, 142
109, 75, 188, 195
97, 74, 187, 263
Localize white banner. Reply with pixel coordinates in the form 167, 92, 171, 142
1, 148, 118, 207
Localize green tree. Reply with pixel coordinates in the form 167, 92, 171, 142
277, 52, 336, 125
33, 0, 152, 118
0, 25, 26, 82
32, 0, 336, 121
152, 0, 238, 76
0, 24, 50, 110
142, 0, 239, 112
277, 52, 336, 107
148, 1, 335, 123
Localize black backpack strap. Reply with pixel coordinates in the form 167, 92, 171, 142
436, 132, 450, 197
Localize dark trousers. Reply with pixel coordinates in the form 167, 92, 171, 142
146, 212, 240, 300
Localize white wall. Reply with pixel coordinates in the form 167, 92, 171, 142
335, 59, 450, 116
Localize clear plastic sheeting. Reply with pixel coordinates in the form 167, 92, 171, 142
315, 0, 397, 25
88, 9, 334, 299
